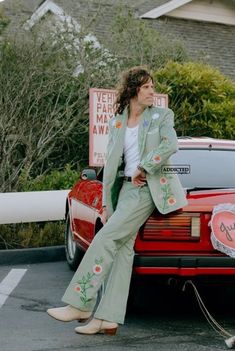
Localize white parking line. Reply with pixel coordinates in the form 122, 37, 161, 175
0, 269, 27, 307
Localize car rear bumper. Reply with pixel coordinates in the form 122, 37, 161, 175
133, 255, 235, 276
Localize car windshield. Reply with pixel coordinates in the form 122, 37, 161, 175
170, 148, 235, 189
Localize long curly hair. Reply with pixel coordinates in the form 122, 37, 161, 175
114, 66, 153, 115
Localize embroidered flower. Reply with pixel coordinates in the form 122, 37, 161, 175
153, 155, 161, 164
115, 121, 122, 129
160, 177, 168, 185
93, 264, 102, 275
76, 256, 104, 306
152, 113, 160, 120
143, 120, 149, 128
74, 284, 81, 293
167, 197, 176, 206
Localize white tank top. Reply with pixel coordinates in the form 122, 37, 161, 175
123, 125, 140, 177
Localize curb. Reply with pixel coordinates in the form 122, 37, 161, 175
0, 245, 66, 266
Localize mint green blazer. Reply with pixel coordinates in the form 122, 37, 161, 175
102, 106, 188, 217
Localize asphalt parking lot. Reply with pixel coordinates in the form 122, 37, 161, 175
1, 258, 235, 351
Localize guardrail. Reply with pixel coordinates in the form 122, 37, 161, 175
0, 190, 70, 224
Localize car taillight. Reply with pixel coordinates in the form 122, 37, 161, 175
141, 212, 200, 241
191, 216, 200, 238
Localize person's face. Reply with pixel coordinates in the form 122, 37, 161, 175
136, 78, 154, 107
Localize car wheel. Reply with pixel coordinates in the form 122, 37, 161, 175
65, 213, 84, 271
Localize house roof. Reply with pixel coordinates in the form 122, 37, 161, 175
23, 0, 80, 31
3, 0, 235, 28
141, 0, 193, 19
140, 0, 235, 26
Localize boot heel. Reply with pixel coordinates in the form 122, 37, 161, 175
104, 328, 117, 336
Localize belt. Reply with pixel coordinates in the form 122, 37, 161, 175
123, 176, 132, 182
123, 176, 147, 186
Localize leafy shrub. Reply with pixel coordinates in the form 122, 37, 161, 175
19, 164, 80, 191
0, 34, 88, 191
0, 221, 64, 250
154, 61, 235, 139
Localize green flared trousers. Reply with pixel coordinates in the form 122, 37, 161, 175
62, 181, 155, 324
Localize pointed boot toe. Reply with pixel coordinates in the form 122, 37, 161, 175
47, 305, 92, 322
75, 318, 118, 335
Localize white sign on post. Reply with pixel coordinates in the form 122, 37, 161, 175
89, 88, 168, 167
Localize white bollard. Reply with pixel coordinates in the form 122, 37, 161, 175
0, 190, 70, 224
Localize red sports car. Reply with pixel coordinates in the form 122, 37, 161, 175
64, 137, 235, 281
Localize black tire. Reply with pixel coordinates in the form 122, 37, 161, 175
65, 213, 84, 271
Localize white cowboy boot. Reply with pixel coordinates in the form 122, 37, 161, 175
75, 318, 118, 335
47, 305, 92, 322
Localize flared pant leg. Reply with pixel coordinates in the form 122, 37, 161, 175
62, 182, 155, 323
94, 235, 136, 324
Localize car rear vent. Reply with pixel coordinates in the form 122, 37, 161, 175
141, 212, 200, 241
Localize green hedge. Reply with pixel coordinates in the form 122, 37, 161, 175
154, 61, 235, 139
19, 164, 80, 191
0, 221, 64, 250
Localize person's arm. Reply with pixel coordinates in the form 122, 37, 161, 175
138, 109, 178, 175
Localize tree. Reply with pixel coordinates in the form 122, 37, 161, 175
0, 23, 120, 191
103, 6, 187, 71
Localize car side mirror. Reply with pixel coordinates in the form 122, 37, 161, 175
81, 169, 97, 180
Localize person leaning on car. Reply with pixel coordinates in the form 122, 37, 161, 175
47, 66, 188, 336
